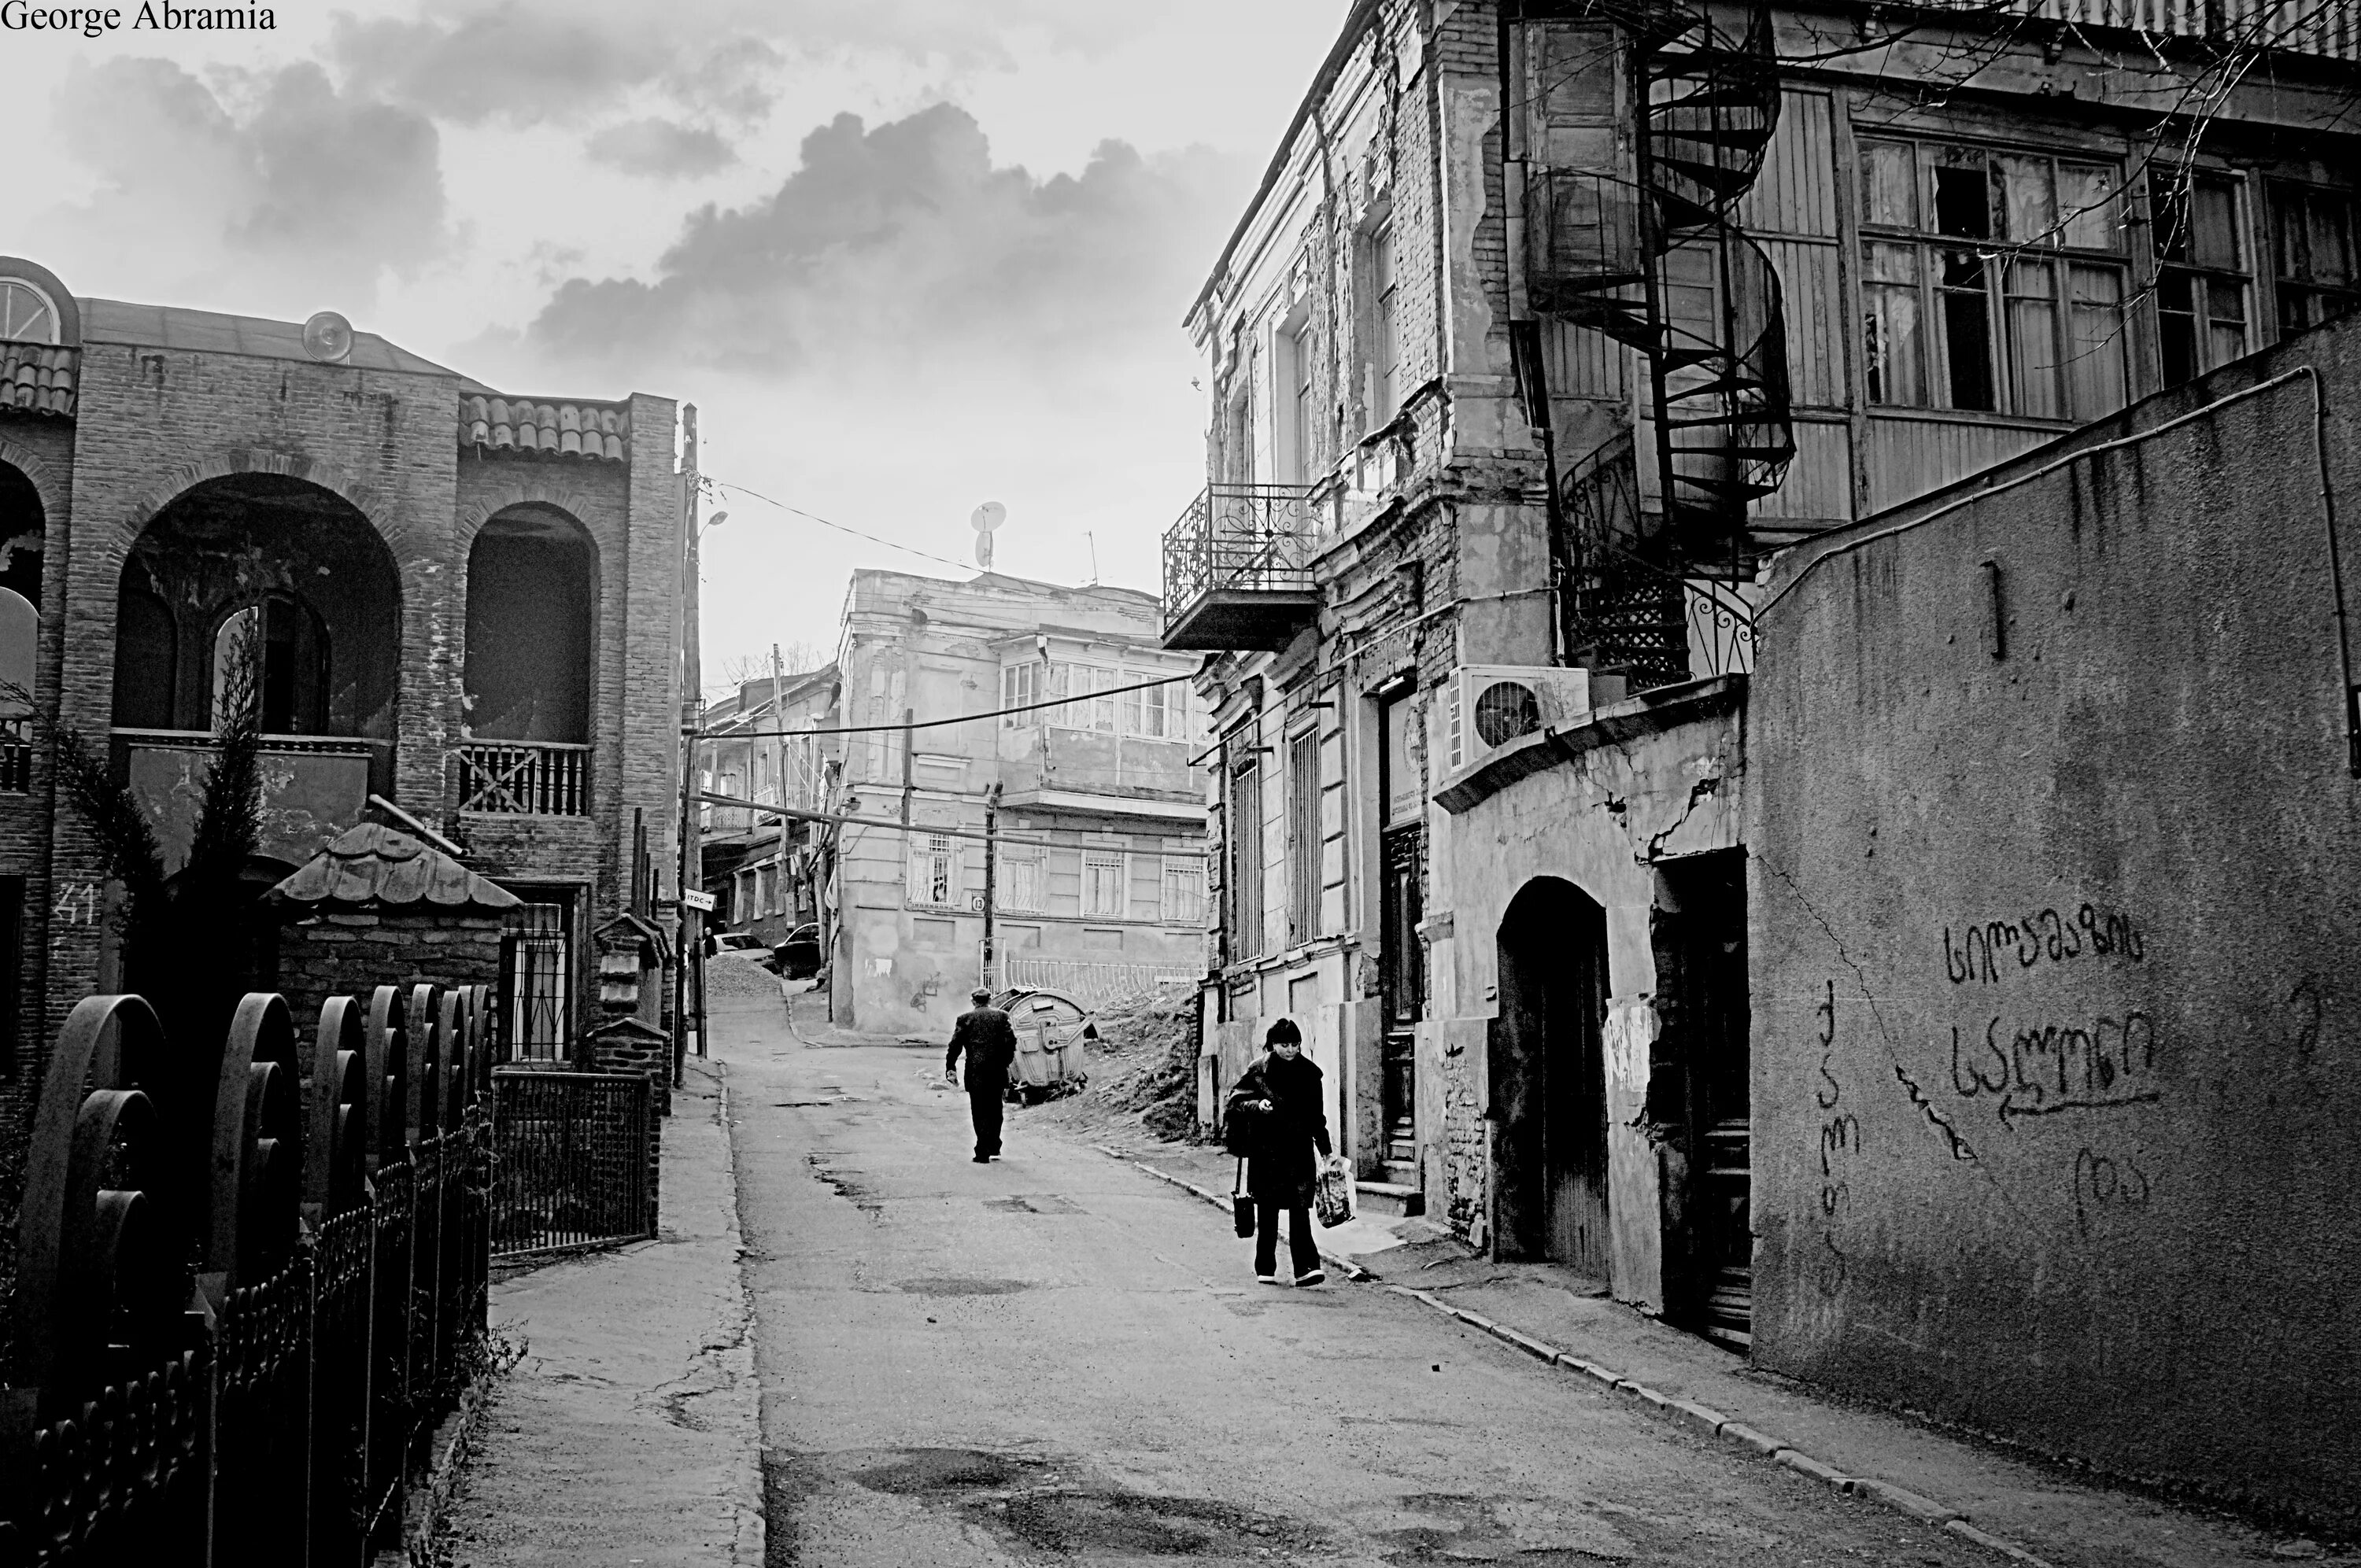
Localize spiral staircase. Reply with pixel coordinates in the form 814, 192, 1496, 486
1523, 0, 1794, 679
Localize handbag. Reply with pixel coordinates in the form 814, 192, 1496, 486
1231, 1159, 1255, 1238
1314, 1155, 1353, 1229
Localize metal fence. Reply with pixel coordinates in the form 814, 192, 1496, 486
491, 1070, 652, 1256
0, 980, 496, 1566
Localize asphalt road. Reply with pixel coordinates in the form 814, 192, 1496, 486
722, 1014, 1991, 1568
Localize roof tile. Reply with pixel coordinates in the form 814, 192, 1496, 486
269, 823, 523, 913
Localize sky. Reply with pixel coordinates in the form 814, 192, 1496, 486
9, 0, 1344, 693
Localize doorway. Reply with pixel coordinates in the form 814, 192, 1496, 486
1490, 877, 1610, 1271
1650, 850, 1751, 1348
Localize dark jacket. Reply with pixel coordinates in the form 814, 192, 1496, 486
946, 1005, 1018, 1087
1228, 1050, 1332, 1205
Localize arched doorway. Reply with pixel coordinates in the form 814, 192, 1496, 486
464, 506, 595, 743
112, 473, 401, 747
1491, 876, 1611, 1270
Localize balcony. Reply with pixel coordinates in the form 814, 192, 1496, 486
456, 740, 589, 816
114, 729, 382, 870
1160, 485, 1321, 651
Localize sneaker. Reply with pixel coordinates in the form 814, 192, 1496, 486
1254, 1274, 1281, 1286
1294, 1269, 1326, 1287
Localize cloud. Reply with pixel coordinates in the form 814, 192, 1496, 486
516, 103, 1244, 387
585, 118, 737, 180
50, 57, 450, 304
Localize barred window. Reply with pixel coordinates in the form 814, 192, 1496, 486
1083, 851, 1126, 918
998, 853, 1044, 913
1161, 858, 1206, 925
908, 835, 957, 907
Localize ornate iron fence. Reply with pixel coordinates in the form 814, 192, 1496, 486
1160, 484, 1320, 635
0, 980, 497, 1566
490, 1071, 652, 1256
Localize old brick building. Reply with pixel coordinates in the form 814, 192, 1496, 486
0, 258, 689, 1160
1171, 0, 2357, 1356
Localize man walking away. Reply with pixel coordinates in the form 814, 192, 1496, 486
945, 987, 1018, 1162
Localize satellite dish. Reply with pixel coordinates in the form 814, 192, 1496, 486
302, 311, 354, 363
970, 501, 1007, 533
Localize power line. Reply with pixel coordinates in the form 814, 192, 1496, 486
693, 672, 1192, 740
701, 476, 983, 574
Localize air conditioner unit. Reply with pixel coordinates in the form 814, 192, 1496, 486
1446, 666, 1598, 772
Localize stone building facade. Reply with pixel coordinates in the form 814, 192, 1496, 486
830, 570, 1209, 1036
696, 662, 841, 946
1169, 0, 2359, 1356
0, 259, 689, 1171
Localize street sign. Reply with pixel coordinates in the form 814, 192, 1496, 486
682, 888, 715, 913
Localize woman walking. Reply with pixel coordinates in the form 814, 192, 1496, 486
1228, 1018, 1332, 1286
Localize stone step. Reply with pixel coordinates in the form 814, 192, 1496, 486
1356, 1179, 1424, 1219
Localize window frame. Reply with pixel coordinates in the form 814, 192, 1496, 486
2268, 179, 2360, 336
2151, 168, 2253, 386
1160, 856, 1206, 926
907, 834, 959, 909
0, 279, 60, 346
1081, 850, 1127, 919
1365, 221, 1402, 430
996, 850, 1044, 913
1857, 136, 2131, 424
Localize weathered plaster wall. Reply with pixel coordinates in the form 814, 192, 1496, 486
1750, 328, 2361, 1528
1431, 693, 1743, 1305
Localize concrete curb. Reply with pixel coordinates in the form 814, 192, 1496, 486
713, 1064, 768, 1567
386, 1352, 502, 1566
1372, 1283, 2059, 1568
1092, 1146, 1376, 1283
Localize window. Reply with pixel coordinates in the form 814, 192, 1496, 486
1082, 851, 1126, 918
998, 852, 1043, 913
1000, 662, 1040, 725
2270, 182, 2359, 334
1286, 730, 1321, 945
1367, 223, 1402, 425
0, 279, 58, 345
501, 899, 570, 1063
1230, 759, 1265, 961
1047, 663, 1121, 732
1122, 679, 1178, 740
2152, 172, 2252, 386
1859, 140, 2128, 422
1161, 858, 1206, 925
1280, 313, 1317, 484
908, 835, 956, 907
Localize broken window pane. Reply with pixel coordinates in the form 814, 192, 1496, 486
2158, 270, 2200, 386
1862, 242, 1924, 405
1932, 149, 1992, 240
1938, 249, 1996, 410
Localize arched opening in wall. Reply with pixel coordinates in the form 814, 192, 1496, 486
464, 507, 595, 743
0, 462, 43, 799
460, 507, 595, 817
1490, 876, 1610, 1271
113, 474, 401, 744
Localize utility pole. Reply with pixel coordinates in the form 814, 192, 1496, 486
770, 644, 789, 928
676, 404, 704, 1081
980, 780, 1001, 994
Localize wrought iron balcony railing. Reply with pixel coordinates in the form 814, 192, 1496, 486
456, 740, 590, 816
1160, 484, 1323, 651
0, 714, 30, 792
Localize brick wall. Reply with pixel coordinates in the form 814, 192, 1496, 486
275, 909, 504, 1030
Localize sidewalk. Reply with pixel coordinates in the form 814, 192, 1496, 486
1102, 1134, 2337, 1568
441, 1057, 763, 1567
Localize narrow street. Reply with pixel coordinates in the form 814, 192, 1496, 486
719, 994, 1986, 1568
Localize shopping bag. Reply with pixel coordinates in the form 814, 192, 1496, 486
1314, 1156, 1352, 1228
1231, 1158, 1255, 1238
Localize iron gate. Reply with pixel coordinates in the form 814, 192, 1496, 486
490, 1070, 652, 1256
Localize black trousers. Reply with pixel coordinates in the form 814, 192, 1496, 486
1254, 1201, 1322, 1278
968, 1083, 1004, 1158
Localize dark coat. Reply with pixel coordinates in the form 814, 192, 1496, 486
946, 1005, 1018, 1088
1228, 1051, 1332, 1205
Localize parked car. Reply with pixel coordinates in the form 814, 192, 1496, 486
771, 923, 823, 980
709, 930, 765, 955
990, 987, 1093, 1103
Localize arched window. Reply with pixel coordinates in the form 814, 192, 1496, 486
0, 586, 35, 710
211, 596, 330, 734
464, 509, 595, 743
0, 278, 59, 345
113, 568, 177, 730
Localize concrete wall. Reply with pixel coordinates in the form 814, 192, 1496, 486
1748, 324, 2361, 1527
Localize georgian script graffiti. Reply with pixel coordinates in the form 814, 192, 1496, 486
2071, 1146, 2153, 1238
1942, 903, 2145, 986
1951, 1009, 2160, 1123
1812, 980, 1857, 1219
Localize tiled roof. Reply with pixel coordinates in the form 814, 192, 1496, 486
462, 395, 630, 462
1, 341, 76, 417
269, 823, 523, 912
78, 298, 457, 375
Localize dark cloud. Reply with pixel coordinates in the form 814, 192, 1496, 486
586, 119, 737, 180
519, 104, 1243, 383
53, 58, 449, 301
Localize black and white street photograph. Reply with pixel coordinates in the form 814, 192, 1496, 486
0, 1, 2357, 1563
